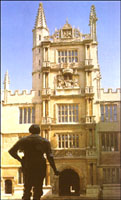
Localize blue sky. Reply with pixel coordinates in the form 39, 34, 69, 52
1, 1, 120, 91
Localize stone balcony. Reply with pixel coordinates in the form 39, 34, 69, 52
43, 61, 50, 68
42, 88, 52, 96
85, 86, 94, 94
84, 59, 94, 69
41, 117, 56, 124
85, 116, 95, 124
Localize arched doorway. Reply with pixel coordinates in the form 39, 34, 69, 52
5, 179, 12, 194
59, 169, 80, 196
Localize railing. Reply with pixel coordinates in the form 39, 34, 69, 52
85, 59, 93, 66
42, 88, 51, 96
85, 86, 94, 94
41, 117, 56, 124
85, 116, 95, 123
43, 61, 50, 68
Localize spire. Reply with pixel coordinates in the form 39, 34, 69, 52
4, 70, 10, 90
34, 3, 48, 30
89, 5, 98, 41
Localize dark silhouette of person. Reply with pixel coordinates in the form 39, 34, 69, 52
8, 124, 59, 200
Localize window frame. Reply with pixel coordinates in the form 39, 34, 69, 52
57, 104, 79, 124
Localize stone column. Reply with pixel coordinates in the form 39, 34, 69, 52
43, 48, 45, 61
87, 163, 91, 185
93, 163, 97, 185
48, 100, 50, 118
48, 47, 50, 62
43, 101, 45, 117
85, 45, 87, 60
93, 129, 96, 147
43, 73, 45, 88
86, 98, 89, 116
85, 71, 88, 87
89, 129, 93, 147
48, 73, 50, 89
86, 130, 90, 147
46, 163, 50, 185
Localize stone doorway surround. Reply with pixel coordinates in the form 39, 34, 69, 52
59, 169, 80, 196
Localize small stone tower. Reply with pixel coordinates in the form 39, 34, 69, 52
32, 3, 49, 92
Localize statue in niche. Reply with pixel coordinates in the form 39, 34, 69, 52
73, 77, 79, 87
57, 75, 64, 88
63, 74, 73, 88
64, 79, 73, 88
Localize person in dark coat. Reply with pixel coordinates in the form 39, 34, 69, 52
8, 124, 59, 200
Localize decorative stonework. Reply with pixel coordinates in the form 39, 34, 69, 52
56, 66, 79, 89
53, 149, 86, 157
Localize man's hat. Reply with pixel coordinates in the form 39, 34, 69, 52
29, 124, 40, 134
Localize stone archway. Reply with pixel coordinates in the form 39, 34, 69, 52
59, 169, 80, 196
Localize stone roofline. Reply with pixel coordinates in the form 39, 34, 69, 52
4, 89, 36, 96
100, 88, 121, 94
3, 88, 121, 97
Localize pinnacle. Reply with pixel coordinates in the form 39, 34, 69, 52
89, 4, 98, 25
34, 2, 48, 30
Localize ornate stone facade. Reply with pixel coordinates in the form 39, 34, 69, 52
1, 3, 120, 200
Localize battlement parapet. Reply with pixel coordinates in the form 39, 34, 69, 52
100, 88, 121, 94
3, 89, 37, 104
7, 89, 36, 96
100, 88, 121, 102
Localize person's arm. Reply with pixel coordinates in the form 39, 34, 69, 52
8, 141, 22, 163
46, 141, 59, 175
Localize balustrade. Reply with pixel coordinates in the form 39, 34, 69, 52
85, 86, 94, 94
85, 116, 95, 123
85, 59, 93, 66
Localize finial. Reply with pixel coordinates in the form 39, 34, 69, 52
89, 5, 98, 25
66, 18, 68, 24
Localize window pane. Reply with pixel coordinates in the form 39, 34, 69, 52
24, 108, 27, 123
101, 105, 104, 121
19, 108, 22, 124
105, 105, 108, 121
28, 108, 31, 123
32, 108, 35, 123
114, 105, 117, 121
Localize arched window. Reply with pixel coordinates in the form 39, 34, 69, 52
5, 179, 12, 194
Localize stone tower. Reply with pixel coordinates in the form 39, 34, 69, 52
32, 3, 102, 197
1, 3, 120, 200
32, 3, 49, 93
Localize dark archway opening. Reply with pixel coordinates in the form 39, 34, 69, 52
5, 179, 12, 194
59, 169, 80, 196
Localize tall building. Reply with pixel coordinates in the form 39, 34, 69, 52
1, 3, 120, 200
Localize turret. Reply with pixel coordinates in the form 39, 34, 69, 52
32, 3, 49, 48
89, 5, 98, 41
4, 70, 10, 90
